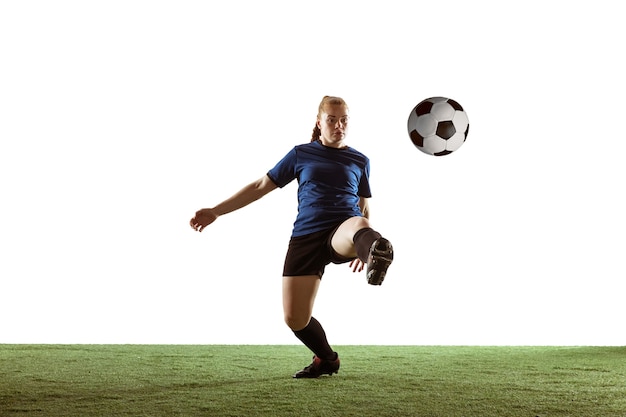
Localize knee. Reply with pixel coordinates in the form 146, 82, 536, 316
352, 216, 371, 231
284, 314, 310, 332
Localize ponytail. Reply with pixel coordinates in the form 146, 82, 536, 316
311, 125, 321, 142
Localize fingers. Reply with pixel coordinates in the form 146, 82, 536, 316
190, 209, 217, 232
189, 217, 204, 232
349, 259, 365, 273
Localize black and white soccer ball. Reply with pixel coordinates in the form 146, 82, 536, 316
407, 97, 469, 156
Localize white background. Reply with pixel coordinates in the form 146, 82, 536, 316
1, 1, 624, 345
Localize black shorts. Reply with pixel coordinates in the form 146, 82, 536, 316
282, 222, 355, 277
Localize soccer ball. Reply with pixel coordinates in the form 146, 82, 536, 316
407, 97, 469, 156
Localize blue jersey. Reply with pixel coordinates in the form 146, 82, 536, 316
267, 140, 372, 237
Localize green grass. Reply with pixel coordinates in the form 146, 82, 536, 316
1, 345, 625, 417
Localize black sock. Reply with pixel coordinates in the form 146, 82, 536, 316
293, 317, 336, 361
353, 227, 382, 263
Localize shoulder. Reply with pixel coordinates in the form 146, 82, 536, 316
346, 146, 368, 158
291, 141, 326, 158
345, 146, 370, 166
294, 141, 320, 151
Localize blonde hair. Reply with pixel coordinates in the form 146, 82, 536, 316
310, 96, 349, 142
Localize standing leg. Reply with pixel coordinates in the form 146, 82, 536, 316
282, 275, 320, 332
283, 275, 340, 378
282, 275, 334, 359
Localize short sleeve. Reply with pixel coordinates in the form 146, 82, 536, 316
267, 147, 297, 188
357, 158, 372, 198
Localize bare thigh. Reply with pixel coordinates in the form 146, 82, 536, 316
282, 275, 320, 331
330, 216, 371, 258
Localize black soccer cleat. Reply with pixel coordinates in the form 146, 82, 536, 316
366, 238, 393, 285
292, 354, 340, 379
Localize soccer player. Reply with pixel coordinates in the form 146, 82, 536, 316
190, 96, 393, 378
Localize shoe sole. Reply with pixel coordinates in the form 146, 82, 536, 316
293, 369, 339, 378
293, 357, 340, 378
367, 239, 393, 285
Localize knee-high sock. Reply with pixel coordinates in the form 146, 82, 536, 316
293, 317, 336, 360
353, 227, 382, 263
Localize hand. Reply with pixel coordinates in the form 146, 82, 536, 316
190, 208, 218, 232
349, 258, 365, 273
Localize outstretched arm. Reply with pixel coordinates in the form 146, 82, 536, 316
190, 174, 278, 232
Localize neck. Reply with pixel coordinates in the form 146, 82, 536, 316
319, 138, 347, 149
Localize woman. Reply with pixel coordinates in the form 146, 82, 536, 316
190, 96, 393, 378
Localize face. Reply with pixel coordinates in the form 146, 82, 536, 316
317, 104, 349, 148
